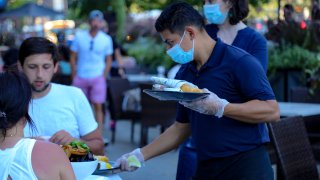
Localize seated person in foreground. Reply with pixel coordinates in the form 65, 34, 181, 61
0, 70, 75, 179
20, 37, 104, 155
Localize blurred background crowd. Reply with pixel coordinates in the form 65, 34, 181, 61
0, 0, 320, 103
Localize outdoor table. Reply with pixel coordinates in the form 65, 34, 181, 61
279, 102, 320, 117
126, 74, 155, 84
84, 174, 122, 180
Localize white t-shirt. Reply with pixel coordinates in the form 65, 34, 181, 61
0, 139, 38, 180
71, 30, 113, 78
24, 83, 98, 138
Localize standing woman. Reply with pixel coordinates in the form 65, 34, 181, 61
0, 71, 75, 180
176, 0, 268, 179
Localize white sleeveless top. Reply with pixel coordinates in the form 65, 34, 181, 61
0, 138, 38, 180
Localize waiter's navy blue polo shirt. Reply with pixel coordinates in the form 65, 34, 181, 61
175, 39, 275, 161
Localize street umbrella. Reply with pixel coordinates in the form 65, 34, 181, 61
0, 2, 63, 18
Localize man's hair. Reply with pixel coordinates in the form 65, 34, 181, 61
19, 37, 59, 66
228, 0, 249, 25
284, 4, 294, 12
0, 71, 35, 138
155, 2, 205, 35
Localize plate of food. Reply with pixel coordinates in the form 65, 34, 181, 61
61, 141, 99, 179
61, 141, 121, 176
146, 77, 210, 101
143, 89, 209, 101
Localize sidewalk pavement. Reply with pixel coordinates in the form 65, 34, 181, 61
102, 119, 178, 180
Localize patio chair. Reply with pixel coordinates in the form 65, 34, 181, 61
268, 116, 319, 180
139, 83, 177, 147
289, 87, 320, 161
107, 77, 141, 143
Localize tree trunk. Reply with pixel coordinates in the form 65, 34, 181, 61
111, 0, 126, 42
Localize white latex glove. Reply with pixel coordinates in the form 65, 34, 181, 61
115, 148, 145, 172
179, 88, 229, 118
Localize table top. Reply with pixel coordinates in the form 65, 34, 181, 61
279, 102, 320, 117
84, 174, 122, 180
126, 74, 156, 83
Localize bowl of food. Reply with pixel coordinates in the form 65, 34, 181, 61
71, 160, 98, 180
61, 141, 98, 180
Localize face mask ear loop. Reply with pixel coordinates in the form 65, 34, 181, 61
178, 31, 186, 46
191, 39, 195, 59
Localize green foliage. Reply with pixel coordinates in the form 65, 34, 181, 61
268, 45, 320, 73
7, 0, 34, 9
123, 37, 173, 72
125, 0, 268, 11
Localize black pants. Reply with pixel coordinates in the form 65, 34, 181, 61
194, 146, 274, 180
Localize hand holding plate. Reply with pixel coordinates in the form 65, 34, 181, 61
180, 88, 229, 117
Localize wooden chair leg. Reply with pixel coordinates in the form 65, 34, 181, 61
131, 119, 135, 143
111, 126, 116, 144
140, 126, 148, 147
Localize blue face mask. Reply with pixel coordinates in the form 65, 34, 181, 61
203, 4, 228, 25
166, 31, 194, 64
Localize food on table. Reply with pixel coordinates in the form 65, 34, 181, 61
61, 140, 94, 162
95, 155, 113, 169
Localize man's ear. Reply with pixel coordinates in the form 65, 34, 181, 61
54, 62, 59, 73
185, 26, 196, 40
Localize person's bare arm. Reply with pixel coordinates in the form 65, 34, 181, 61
32, 141, 76, 180
224, 100, 280, 123
141, 122, 191, 161
70, 51, 77, 79
80, 129, 104, 155
104, 55, 112, 78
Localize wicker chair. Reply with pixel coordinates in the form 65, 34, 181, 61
107, 77, 141, 143
268, 116, 319, 180
289, 87, 320, 162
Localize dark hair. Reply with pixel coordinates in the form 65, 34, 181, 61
2, 48, 19, 72
0, 71, 35, 139
284, 4, 294, 12
228, 0, 249, 25
19, 37, 59, 66
155, 2, 205, 35
58, 44, 70, 62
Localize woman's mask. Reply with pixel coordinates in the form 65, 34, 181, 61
203, 3, 228, 25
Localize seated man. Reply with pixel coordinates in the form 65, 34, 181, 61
21, 37, 104, 155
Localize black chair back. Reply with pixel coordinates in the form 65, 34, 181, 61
107, 77, 140, 143
139, 83, 177, 146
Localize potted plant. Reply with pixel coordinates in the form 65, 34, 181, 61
268, 44, 320, 101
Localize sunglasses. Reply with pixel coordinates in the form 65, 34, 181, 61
90, 40, 94, 51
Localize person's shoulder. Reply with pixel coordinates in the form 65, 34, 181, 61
33, 140, 69, 166
242, 27, 267, 41
99, 31, 112, 40
51, 83, 84, 96
223, 42, 251, 60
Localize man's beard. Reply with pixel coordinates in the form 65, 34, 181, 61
32, 83, 50, 93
